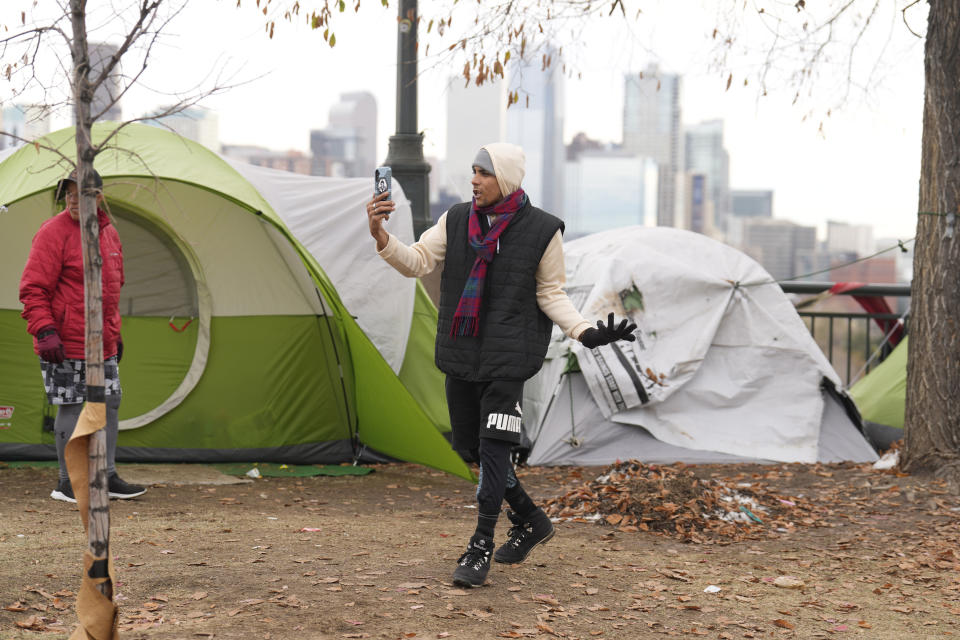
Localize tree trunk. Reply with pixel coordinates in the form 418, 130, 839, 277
901, 0, 960, 482
70, 0, 112, 599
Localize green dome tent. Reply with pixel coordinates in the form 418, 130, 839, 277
849, 338, 907, 431
0, 123, 470, 480
848, 337, 906, 449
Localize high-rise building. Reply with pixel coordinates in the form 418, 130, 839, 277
145, 106, 220, 151
310, 130, 358, 177
623, 64, 682, 227
563, 149, 658, 238
310, 91, 377, 177
727, 189, 774, 244
445, 78, 508, 199
731, 190, 774, 218
827, 220, 875, 258
0, 104, 50, 149
679, 172, 716, 236
506, 48, 564, 214
741, 218, 817, 281
84, 42, 122, 122
685, 119, 730, 230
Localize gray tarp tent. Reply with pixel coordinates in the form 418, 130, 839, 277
523, 227, 879, 466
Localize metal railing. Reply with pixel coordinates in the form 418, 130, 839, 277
779, 282, 911, 386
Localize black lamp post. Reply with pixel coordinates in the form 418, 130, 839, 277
384, 0, 431, 239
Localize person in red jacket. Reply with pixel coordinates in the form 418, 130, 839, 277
19, 169, 146, 503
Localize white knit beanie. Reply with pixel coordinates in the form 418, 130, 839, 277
478, 143, 525, 197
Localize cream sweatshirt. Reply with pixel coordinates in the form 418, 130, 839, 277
377, 212, 592, 340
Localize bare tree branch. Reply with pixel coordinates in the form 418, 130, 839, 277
0, 127, 78, 175
94, 80, 239, 153
253, 0, 637, 97
87, 0, 165, 94
901, 0, 924, 39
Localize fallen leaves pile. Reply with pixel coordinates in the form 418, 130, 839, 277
543, 461, 824, 542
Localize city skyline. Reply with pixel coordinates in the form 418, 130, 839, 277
0, 89, 915, 284
0, 1, 924, 239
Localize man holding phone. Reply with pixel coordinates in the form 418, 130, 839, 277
366, 143, 636, 588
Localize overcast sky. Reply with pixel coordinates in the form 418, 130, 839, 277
4, 1, 927, 239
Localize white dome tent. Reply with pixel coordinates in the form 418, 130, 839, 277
523, 226, 878, 466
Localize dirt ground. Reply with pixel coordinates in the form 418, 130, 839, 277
3, 459, 960, 640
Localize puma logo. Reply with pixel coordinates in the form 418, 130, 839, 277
486, 413, 521, 434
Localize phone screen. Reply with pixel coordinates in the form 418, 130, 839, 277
374, 166, 392, 201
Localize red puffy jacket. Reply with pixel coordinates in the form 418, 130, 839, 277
19, 209, 124, 360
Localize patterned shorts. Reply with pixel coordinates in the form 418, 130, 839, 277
40, 357, 122, 405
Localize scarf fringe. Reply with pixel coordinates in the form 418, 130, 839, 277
450, 316, 480, 338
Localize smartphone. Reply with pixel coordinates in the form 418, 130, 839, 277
374, 166, 392, 201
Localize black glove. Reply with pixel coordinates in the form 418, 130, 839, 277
116, 337, 124, 363
579, 313, 637, 349
36, 327, 65, 363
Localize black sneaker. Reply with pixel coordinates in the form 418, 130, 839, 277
107, 473, 146, 499
494, 509, 555, 564
452, 535, 493, 588
50, 478, 76, 503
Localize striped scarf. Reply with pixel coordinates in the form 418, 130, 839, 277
450, 189, 528, 337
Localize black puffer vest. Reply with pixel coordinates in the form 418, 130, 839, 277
436, 200, 564, 381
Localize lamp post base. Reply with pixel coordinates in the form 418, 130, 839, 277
385, 132, 432, 239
